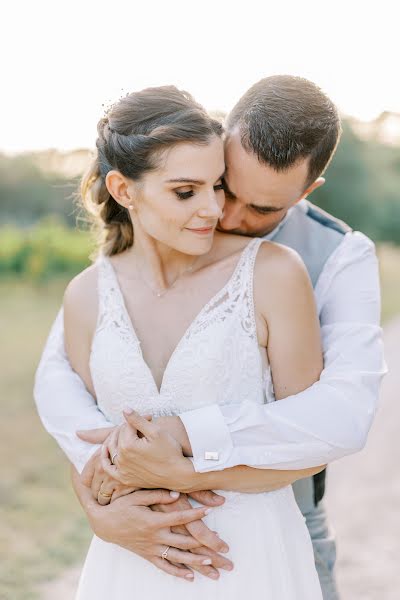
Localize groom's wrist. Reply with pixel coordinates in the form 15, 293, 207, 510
155, 415, 192, 456
168, 456, 203, 493
170, 457, 220, 494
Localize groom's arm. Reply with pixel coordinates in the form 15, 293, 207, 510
33, 308, 114, 473
178, 232, 387, 472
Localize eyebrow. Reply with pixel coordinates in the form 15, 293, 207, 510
166, 172, 225, 185
223, 178, 284, 212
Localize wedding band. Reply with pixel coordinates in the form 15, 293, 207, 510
111, 452, 118, 465
98, 490, 113, 498
161, 546, 170, 560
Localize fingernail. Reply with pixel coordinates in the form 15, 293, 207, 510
221, 544, 229, 553
123, 406, 134, 414
202, 559, 212, 565
169, 491, 180, 499
185, 573, 194, 580
209, 571, 219, 579
224, 563, 234, 571
204, 508, 212, 515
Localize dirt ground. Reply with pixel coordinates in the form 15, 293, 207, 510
325, 316, 400, 599
39, 317, 400, 600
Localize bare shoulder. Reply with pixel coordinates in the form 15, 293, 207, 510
211, 231, 254, 261
255, 240, 309, 282
254, 241, 313, 312
63, 263, 99, 335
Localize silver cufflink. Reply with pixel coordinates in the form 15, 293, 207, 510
204, 451, 219, 461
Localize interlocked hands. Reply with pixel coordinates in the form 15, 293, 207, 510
76, 412, 233, 581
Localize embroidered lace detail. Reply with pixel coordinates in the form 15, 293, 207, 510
90, 238, 274, 425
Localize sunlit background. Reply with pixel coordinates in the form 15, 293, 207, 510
1, 2, 400, 599
2, 0, 400, 152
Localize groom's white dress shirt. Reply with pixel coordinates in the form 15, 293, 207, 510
34, 207, 387, 474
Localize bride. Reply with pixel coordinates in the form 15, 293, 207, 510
63, 85, 323, 598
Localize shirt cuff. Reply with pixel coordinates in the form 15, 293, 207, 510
179, 404, 234, 472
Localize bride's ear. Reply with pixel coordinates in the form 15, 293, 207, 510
105, 170, 139, 211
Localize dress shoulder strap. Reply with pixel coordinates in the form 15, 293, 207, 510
234, 238, 264, 339
95, 253, 126, 329
235, 237, 264, 293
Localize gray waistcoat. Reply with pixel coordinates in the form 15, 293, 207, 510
267, 200, 351, 514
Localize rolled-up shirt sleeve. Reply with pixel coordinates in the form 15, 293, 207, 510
33, 308, 114, 473
179, 232, 387, 472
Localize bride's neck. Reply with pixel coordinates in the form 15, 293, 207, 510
123, 231, 202, 290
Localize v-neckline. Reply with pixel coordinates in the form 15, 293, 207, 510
102, 238, 258, 396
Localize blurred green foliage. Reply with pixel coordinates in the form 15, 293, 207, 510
0, 218, 93, 280
312, 121, 400, 243
0, 119, 399, 284
0, 152, 80, 226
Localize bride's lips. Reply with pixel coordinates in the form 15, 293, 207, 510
185, 226, 215, 235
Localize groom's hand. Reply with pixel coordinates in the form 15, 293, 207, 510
80, 447, 137, 505
72, 468, 221, 581
101, 409, 194, 491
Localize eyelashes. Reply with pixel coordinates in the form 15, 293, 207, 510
175, 182, 225, 201
175, 190, 194, 200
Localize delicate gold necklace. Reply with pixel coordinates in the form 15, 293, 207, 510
135, 256, 201, 298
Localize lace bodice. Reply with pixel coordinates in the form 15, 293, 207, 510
89, 238, 275, 425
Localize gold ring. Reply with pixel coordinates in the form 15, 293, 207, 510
161, 546, 170, 560
99, 490, 112, 498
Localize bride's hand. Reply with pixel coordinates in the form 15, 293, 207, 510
102, 409, 193, 490
152, 492, 233, 580
80, 439, 137, 505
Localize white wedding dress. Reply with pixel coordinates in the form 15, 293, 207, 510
76, 238, 322, 599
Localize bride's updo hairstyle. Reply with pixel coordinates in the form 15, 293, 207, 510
81, 85, 224, 256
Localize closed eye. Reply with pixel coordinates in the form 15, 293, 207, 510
175, 189, 194, 200
250, 205, 284, 215
175, 181, 225, 201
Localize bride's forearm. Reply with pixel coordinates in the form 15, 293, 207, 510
178, 462, 326, 494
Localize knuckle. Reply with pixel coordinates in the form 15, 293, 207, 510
212, 538, 225, 552
180, 539, 195, 550
157, 490, 171, 503
118, 473, 131, 486
118, 440, 130, 455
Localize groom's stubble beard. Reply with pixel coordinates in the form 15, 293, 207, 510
216, 208, 290, 238
216, 222, 277, 238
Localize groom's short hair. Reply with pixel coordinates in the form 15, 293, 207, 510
226, 75, 341, 187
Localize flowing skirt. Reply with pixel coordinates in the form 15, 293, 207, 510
76, 486, 322, 599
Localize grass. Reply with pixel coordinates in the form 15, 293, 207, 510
1, 245, 399, 599
0, 278, 91, 600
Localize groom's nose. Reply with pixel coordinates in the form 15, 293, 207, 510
219, 202, 245, 232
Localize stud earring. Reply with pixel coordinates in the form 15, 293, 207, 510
128, 204, 133, 211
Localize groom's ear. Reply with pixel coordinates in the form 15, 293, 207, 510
300, 177, 326, 201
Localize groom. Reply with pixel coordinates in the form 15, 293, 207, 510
34, 76, 385, 600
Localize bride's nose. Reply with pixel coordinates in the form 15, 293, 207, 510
197, 190, 223, 219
